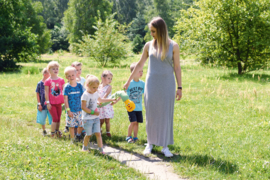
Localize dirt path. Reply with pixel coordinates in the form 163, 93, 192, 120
90, 143, 186, 180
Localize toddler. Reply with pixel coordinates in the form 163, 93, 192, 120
64, 66, 84, 143
125, 62, 145, 143
44, 61, 65, 137
36, 68, 52, 136
81, 75, 115, 153
98, 70, 114, 137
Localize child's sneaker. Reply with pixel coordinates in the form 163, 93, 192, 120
126, 136, 134, 143
133, 137, 139, 142
106, 132, 111, 138
64, 126, 69, 133
42, 130, 47, 136
56, 130, 62, 138
51, 131, 55, 138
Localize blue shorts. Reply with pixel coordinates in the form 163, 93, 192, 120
127, 111, 143, 123
83, 118, 100, 136
37, 110, 52, 125
66, 111, 83, 128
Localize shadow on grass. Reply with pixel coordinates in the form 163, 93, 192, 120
219, 72, 270, 84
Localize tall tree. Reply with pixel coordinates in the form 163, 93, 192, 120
63, 0, 112, 52
174, 0, 270, 74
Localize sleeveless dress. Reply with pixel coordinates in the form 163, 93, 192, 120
144, 41, 175, 147
98, 85, 114, 119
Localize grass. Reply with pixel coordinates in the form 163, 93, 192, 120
1, 52, 270, 179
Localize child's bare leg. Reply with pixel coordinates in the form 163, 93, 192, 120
133, 122, 139, 137
82, 135, 91, 151
77, 127, 83, 134
95, 132, 103, 152
42, 125, 46, 130
51, 122, 57, 135
127, 122, 135, 137
56, 122, 60, 131
100, 119, 105, 128
105, 118, 110, 132
69, 127, 75, 139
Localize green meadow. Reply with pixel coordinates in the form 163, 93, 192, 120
1, 53, 270, 179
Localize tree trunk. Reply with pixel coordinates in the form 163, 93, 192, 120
238, 62, 242, 74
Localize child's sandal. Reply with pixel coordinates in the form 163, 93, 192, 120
133, 137, 139, 142
126, 136, 133, 143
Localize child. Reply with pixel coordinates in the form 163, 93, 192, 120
63, 66, 84, 143
36, 68, 52, 136
44, 61, 65, 137
98, 70, 114, 137
125, 62, 145, 143
81, 75, 115, 153
71, 61, 85, 86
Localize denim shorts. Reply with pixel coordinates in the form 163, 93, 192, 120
66, 111, 83, 128
37, 110, 52, 125
83, 118, 100, 136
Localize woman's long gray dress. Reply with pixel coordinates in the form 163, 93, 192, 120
144, 41, 175, 147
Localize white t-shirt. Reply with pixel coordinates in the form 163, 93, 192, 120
81, 91, 99, 120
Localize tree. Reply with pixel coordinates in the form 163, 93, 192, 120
174, 0, 270, 74
0, 0, 40, 71
132, 34, 144, 53
51, 24, 69, 52
63, 0, 112, 52
75, 13, 132, 67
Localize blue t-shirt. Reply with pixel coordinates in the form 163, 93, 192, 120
127, 79, 145, 111
36, 80, 47, 110
64, 83, 84, 112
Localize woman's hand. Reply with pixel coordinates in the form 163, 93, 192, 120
176, 89, 182, 101
123, 82, 130, 91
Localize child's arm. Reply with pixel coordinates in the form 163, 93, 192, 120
102, 85, 112, 98
98, 97, 116, 103
64, 95, 73, 118
110, 97, 121, 105
36, 92, 42, 111
81, 100, 100, 116
45, 86, 51, 110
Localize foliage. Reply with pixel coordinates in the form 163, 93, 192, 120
132, 34, 144, 53
21, 66, 41, 75
0, 0, 39, 71
128, 12, 147, 41
63, 0, 112, 52
174, 0, 270, 74
33, 0, 69, 29
75, 13, 132, 67
51, 25, 69, 52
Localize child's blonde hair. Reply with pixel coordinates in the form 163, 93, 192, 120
64, 66, 76, 76
71, 61, 83, 67
42, 68, 48, 74
47, 61, 59, 70
101, 70, 113, 84
130, 62, 137, 73
85, 74, 100, 89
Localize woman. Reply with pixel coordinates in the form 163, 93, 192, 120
123, 17, 182, 157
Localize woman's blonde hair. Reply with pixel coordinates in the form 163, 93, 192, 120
85, 74, 100, 89
101, 70, 113, 84
148, 17, 169, 61
47, 61, 59, 70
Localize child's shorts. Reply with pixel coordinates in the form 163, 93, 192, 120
66, 111, 83, 128
127, 111, 143, 123
83, 118, 100, 136
37, 110, 52, 125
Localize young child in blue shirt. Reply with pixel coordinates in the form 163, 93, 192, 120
36, 68, 52, 136
125, 62, 145, 143
64, 66, 84, 143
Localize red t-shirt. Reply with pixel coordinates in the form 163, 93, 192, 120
44, 77, 65, 104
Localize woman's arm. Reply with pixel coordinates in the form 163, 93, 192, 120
173, 43, 182, 101
123, 42, 150, 90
